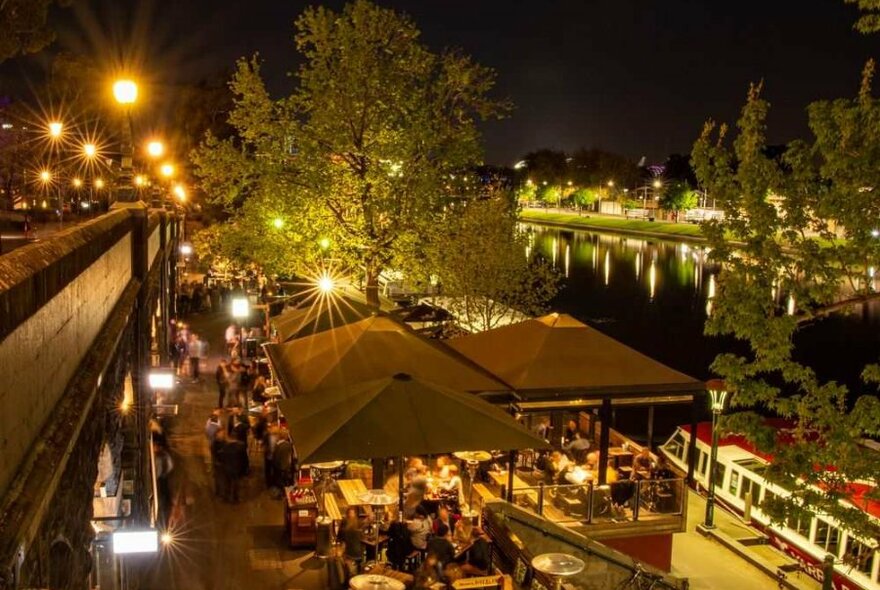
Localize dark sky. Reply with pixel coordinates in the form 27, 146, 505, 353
7, 0, 880, 165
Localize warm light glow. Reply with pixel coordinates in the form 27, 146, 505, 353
231, 297, 250, 319
112, 530, 158, 554
113, 79, 138, 105
160, 532, 174, 546
273, 217, 284, 229
319, 237, 331, 250
317, 273, 335, 294
653, 180, 663, 189
706, 379, 729, 413
39, 170, 51, 183
134, 175, 146, 187
160, 163, 175, 178
607, 180, 614, 187
120, 398, 131, 414
83, 143, 97, 158
47, 121, 63, 138
73, 178, 83, 188
173, 185, 186, 201
148, 371, 175, 391
95, 178, 105, 189
146, 140, 165, 158
179, 243, 193, 256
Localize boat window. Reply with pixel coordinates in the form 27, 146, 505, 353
698, 451, 708, 477
663, 432, 687, 461
814, 519, 840, 556
786, 514, 811, 538
739, 476, 752, 500
733, 458, 767, 476
845, 537, 876, 578
729, 471, 740, 496
760, 490, 777, 513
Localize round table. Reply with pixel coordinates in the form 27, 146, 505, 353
349, 574, 406, 590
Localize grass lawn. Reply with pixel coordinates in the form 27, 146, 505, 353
519, 210, 705, 238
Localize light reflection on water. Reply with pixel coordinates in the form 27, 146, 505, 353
524, 224, 880, 395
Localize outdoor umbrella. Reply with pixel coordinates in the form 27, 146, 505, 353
272, 295, 374, 342
276, 372, 548, 465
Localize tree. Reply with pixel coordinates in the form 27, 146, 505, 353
193, 0, 507, 306
425, 195, 560, 332
845, 0, 880, 32
537, 183, 562, 206
0, 0, 69, 62
571, 187, 598, 209
658, 180, 698, 220
692, 73, 880, 544
570, 148, 640, 188
518, 149, 569, 185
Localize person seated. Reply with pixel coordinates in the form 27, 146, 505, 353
605, 459, 619, 484
460, 537, 491, 577
413, 554, 442, 589
426, 523, 455, 567
564, 431, 592, 462
654, 455, 674, 480
548, 451, 573, 483
453, 516, 475, 546
443, 563, 465, 586
433, 506, 456, 536
631, 447, 654, 479
434, 455, 452, 480
407, 506, 432, 551
584, 451, 599, 471
564, 419, 578, 444
337, 507, 364, 576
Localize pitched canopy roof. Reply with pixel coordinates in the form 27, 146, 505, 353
277, 373, 549, 464
271, 296, 374, 342
446, 313, 702, 398
264, 315, 510, 395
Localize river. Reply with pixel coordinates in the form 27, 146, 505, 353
526, 224, 880, 427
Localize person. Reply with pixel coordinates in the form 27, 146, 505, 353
174, 335, 188, 377
532, 417, 551, 441
407, 506, 432, 551
425, 523, 455, 568
22, 215, 32, 240
564, 431, 592, 461
605, 459, 620, 483
338, 507, 364, 577
439, 464, 464, 506
654, 455, 674, 480
433, 506, 455, 535
205, 408, 223, 443
632, 447, 653, 479
564, 419, 578, 444
548, 451, 572, 483
227, 406, 250, 443
225, 324, 238, 357
227, 359, 244, 406
272, 429, 293, 487
188, 332, 203, 381
212, 429, 230, 498
251, 375, 268, 404
413, 554, 441, 589
453, 516, 474, 546
215, 359, 229, 408
434, 455, 451, 480
221, 433, 248, 503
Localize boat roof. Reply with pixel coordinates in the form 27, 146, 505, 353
680, 422, 880, 520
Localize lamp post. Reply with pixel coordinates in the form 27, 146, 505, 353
231, 296, 250, 358
112, 79, 138, 204
704, 378, 729, 529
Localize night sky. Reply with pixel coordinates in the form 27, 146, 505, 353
6, 0, 880, 165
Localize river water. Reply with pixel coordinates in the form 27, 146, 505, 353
527, 224, 880, 413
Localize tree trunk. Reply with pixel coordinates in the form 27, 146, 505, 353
365, 263, 381, 308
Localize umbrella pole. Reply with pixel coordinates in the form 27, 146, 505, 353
398, 456, 404, 520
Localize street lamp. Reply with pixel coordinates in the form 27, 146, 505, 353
160, 163, 175, 178
83, 143, 97, 158
231, 297, 250, 358
146, 140, 165, 158
47, 121, 63, 139
112, 78, 138, 204
704, 378, 730, 529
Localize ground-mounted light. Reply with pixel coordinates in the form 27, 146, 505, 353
148, 370, 175, 391
112, 530, 158, 554
231, 297, 249, 319
179, 243, 193, 257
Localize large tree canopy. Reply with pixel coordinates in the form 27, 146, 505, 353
0, 0, 69, 62
193, 0, 508, 305
692, 71, 880, 545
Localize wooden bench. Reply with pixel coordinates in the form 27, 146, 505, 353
473, 483, 496, 503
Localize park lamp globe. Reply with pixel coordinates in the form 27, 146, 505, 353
146, 140, 165, 158
706, 379, 729, 413
231, 297, 249, 319
113, 79, 138, 105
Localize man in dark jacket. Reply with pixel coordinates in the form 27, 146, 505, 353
221, 437, 249, 503
426, 523, 455, 568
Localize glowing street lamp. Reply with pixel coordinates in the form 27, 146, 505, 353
272, 217, 284, 229
72, 178, 83, 188
112, 530, 158, 554
317, 273, 335, 294
39, 170, 51, 183
319, 237, 331, 250
94, 178, 105, 190
704, 378, 731, 529
148, 369, 175, 391
160, 163, 175, 178
134, 175, 147, 187
146, 140, 165, 158
179, 243, 193, 257
173, 185, 186, 201
47, 121, 63, 139
231, 297, 250, 320
83, 143, 97, 158
112, 79, 138, 105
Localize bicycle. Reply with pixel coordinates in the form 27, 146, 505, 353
615, 563, 663, 589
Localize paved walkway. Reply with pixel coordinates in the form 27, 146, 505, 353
140, 310, 326, 590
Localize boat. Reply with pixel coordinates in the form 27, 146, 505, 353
660, 422, 879, 590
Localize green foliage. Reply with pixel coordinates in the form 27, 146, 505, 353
193, 0, 508, 305
515, 182, 536, 204
845, 0, 880, 32
569, 148, 641, 188
425, 196, 561, 331
0, 0, 69, 62
659, 180, 699, 212
571, 187, 598, 208
692, 74, 880, 543
537, 184, 562, 204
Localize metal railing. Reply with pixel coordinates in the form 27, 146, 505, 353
502, 478, 686, 526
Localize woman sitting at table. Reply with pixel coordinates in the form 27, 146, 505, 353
548, 451, 573, 483
434, 455, 452, 480
631, 447, 654, 480
337, 507, 364, 577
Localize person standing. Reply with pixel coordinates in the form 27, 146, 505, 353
188, 332, 202, 381
225, 324, 238, 357
153, 439, 175, 526
211, 429, 230, 498
221, 434, 248, 503
215, 359, 229, 408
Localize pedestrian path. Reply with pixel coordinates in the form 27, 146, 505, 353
141, 311, 327, 590
671, 491, 819, 590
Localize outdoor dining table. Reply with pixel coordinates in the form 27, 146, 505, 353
349, 574, 406, 590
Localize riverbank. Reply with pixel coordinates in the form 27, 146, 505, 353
519, 209, 707, 242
